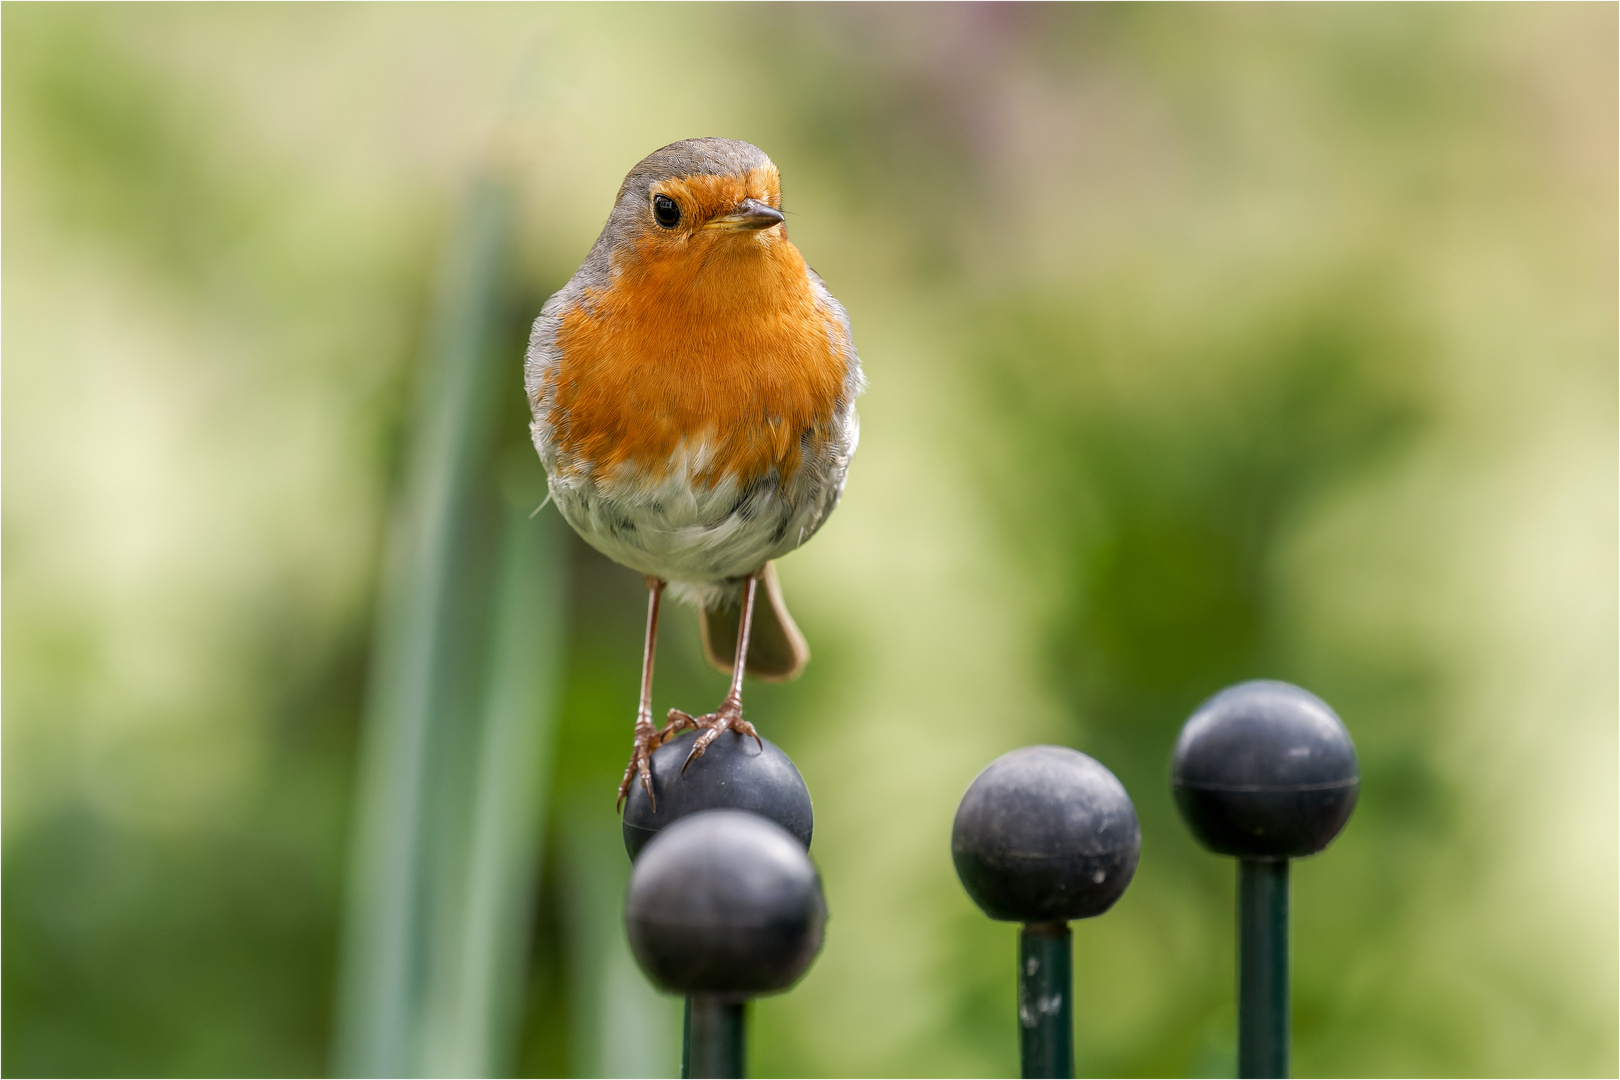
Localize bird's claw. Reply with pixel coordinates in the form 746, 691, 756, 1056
665, 695, 761, 776
616, 713, 660, 813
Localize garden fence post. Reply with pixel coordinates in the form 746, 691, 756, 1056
622, 732, 824, 1079
1171, 680, 1359, 1079
952, 746, 1141, 1079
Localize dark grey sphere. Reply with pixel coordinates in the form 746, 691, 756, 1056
1172, 679, 1359, 859
625, 810, 826, 997
622, 728, 812, 861
951, 746, 1141, 923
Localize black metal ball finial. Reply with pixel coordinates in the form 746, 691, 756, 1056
622, 729, 813, 860
1172, 679, 1359, 860
625, 810, 827, 998
952, 746, 1142, 923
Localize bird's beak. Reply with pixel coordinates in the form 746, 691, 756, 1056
704, 198, 785, 232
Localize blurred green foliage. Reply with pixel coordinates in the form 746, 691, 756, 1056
4, 4, 1614, 1078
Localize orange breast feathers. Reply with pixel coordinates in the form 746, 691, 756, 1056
546, 213, 849, 491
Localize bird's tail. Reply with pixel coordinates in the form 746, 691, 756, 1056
700, 562, 809, 682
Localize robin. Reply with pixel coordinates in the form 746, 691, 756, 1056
525, 138, 864, 808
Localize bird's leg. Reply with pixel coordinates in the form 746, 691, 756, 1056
665, 571, 765, 773
617, 575, 666, 812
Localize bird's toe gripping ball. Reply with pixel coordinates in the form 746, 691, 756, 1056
952, 746, 1141, 923
1172, 679, 1359, 860
625, 810, 826, 998
622, 729, 813, 861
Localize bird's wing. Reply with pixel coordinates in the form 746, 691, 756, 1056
525, 248, 616, 479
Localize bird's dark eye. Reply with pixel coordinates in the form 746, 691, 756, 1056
652, 194, 681, 228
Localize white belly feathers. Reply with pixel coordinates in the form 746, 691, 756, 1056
541, 415, 858, 610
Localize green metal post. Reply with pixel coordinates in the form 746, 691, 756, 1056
1018, 922, 1072, 1079
1238, 859, 1290, 1079
683, 995, 746, 1079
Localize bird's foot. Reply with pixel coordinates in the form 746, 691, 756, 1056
616, 710, 661, 813
662, 694, 762, 775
